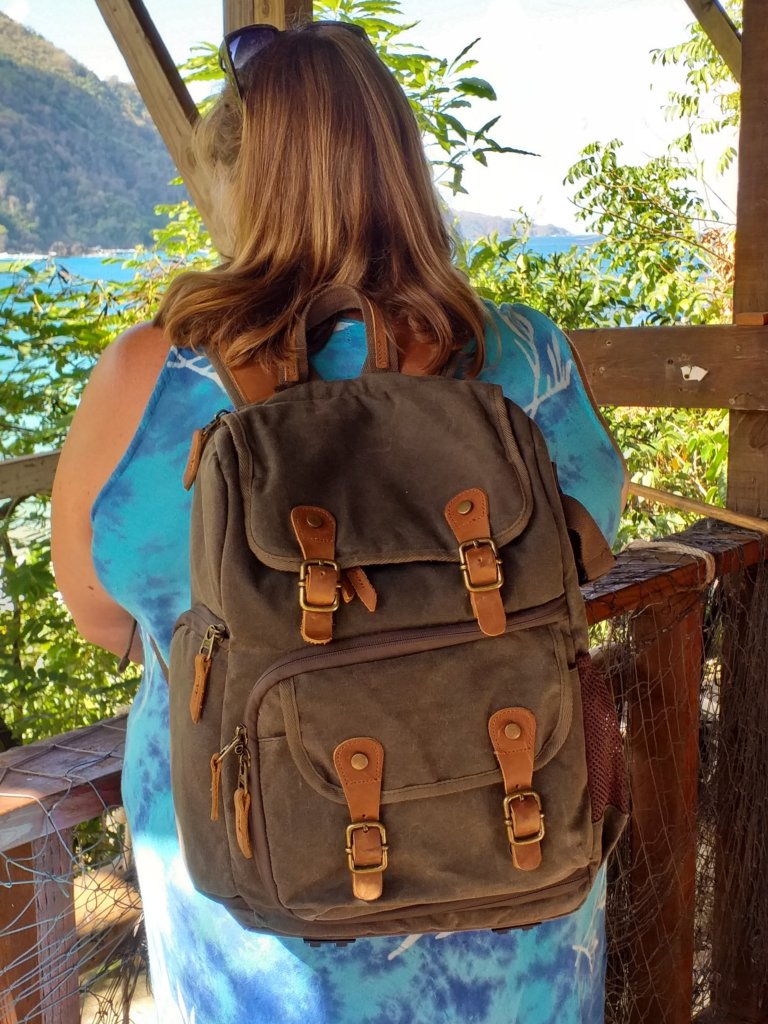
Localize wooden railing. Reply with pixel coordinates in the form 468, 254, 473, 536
1, 519, 766, 1024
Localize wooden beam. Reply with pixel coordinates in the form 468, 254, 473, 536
629, 482, 768, 533
93, 0, 222, 245
683, 0, 742, 83
0, 835, 79, 1024
569, 324, 768, 410
224, 0, 312, 34
728, 0, 768, 519
715, 6, 768, 1013
0, 453, 59, 502
628, 589, 703, 1024
0, 716, 126, 854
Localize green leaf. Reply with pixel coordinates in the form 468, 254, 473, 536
456, 77, 497, 100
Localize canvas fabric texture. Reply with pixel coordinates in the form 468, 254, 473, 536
167, 292, 628, 940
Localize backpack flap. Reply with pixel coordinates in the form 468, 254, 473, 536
212, 373, 577, 598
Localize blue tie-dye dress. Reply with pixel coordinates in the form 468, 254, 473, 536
91, 301, 625, 1024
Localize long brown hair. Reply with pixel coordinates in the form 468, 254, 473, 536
155, 23, 488, 373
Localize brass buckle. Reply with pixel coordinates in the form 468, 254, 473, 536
345, 821, 389, 874
458, 539, 504, 593
503, 790, 545, 846
298, 559, 341, 613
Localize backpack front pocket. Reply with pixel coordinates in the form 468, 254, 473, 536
232, 602, 592, 922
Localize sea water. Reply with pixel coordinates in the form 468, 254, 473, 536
0, 236, 598, 292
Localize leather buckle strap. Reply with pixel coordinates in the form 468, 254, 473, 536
345, 821, 389, 873
458, 538, 504, 593
333, 737, 387, 901
445, 489, 506, 637
504, 791, 546, 847
298, 559, 341, 613
488, 708, 544, 871
291, 507, 339, 644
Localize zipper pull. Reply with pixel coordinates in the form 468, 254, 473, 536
234, 727, 254, 859
209, 725, 243, 821
183, 410, 228, 490
190, 625, 226, 723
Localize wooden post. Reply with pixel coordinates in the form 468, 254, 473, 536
627, 590, 703, 1024
0, 836, 79, 1024
715, 0, 768, 1019
224, 0, 312, 34
728, 0, 768, 518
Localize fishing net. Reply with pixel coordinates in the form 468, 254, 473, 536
1, 520, 767, 1023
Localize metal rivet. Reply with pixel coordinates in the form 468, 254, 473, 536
457, 499, 473, 515
504, 722, 522, 740
306, 513, 323, 528
350, 753, 369, 771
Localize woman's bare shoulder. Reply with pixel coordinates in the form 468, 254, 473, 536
94, 320, 171, 386
55, 321, 173, 507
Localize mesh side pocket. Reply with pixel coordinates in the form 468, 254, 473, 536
577, 652, 629, 822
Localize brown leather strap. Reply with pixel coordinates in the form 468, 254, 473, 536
293, 286, 398, 380
343, 567, 378, 612
333, 737, 387, 901
290, 506, 340, 644
559, 491, 615, 584
444, 488, 506, 637
488, 708, 544, 871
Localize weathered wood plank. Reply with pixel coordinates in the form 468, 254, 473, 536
0, 717, 126, 854
628, 590, 703, 1024
717, 1, 768, 1016
568, 324, 768, 410
629, 482, 768, 533
0, 835, 79, 1024
224, 0, 312, 34
93, 0, 220, 243
728, 0, 768, 515
0, 453, 60, 501
682, 0, 742, 82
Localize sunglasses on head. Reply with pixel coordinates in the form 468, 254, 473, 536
219, 21, 370, 101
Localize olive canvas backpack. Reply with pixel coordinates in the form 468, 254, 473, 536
166, 285, 628, 941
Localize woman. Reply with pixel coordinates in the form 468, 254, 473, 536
53, 21, 626, 1024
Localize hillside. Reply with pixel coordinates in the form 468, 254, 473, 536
0, 12, 180, 253
452, 210, 570, 240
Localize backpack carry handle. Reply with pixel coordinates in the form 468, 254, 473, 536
281, 285, 399, 386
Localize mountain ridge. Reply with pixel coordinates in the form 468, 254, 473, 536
0, 13, 571, 252
0, 11, 180, 252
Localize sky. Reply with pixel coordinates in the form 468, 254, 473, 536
0, 0, 738, 231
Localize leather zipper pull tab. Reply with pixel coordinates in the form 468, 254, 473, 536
234, 788, 253, 859
209, 722, 241, 821
235, 728, 253, 859
190, 625, 225, 723
210, 753, 223, 821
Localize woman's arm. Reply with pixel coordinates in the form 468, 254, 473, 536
51, 322, 170, 659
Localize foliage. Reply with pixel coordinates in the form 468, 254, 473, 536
651, 0, 741, 174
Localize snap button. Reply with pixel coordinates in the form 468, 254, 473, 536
504, 722, 522, 740
457, 499, 473, 515
350, 753, 369, 771
306, 512, 324, 528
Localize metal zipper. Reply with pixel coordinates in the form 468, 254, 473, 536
247, 594, 569, 711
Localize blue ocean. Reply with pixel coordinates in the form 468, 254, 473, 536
0, 236, 598, 291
